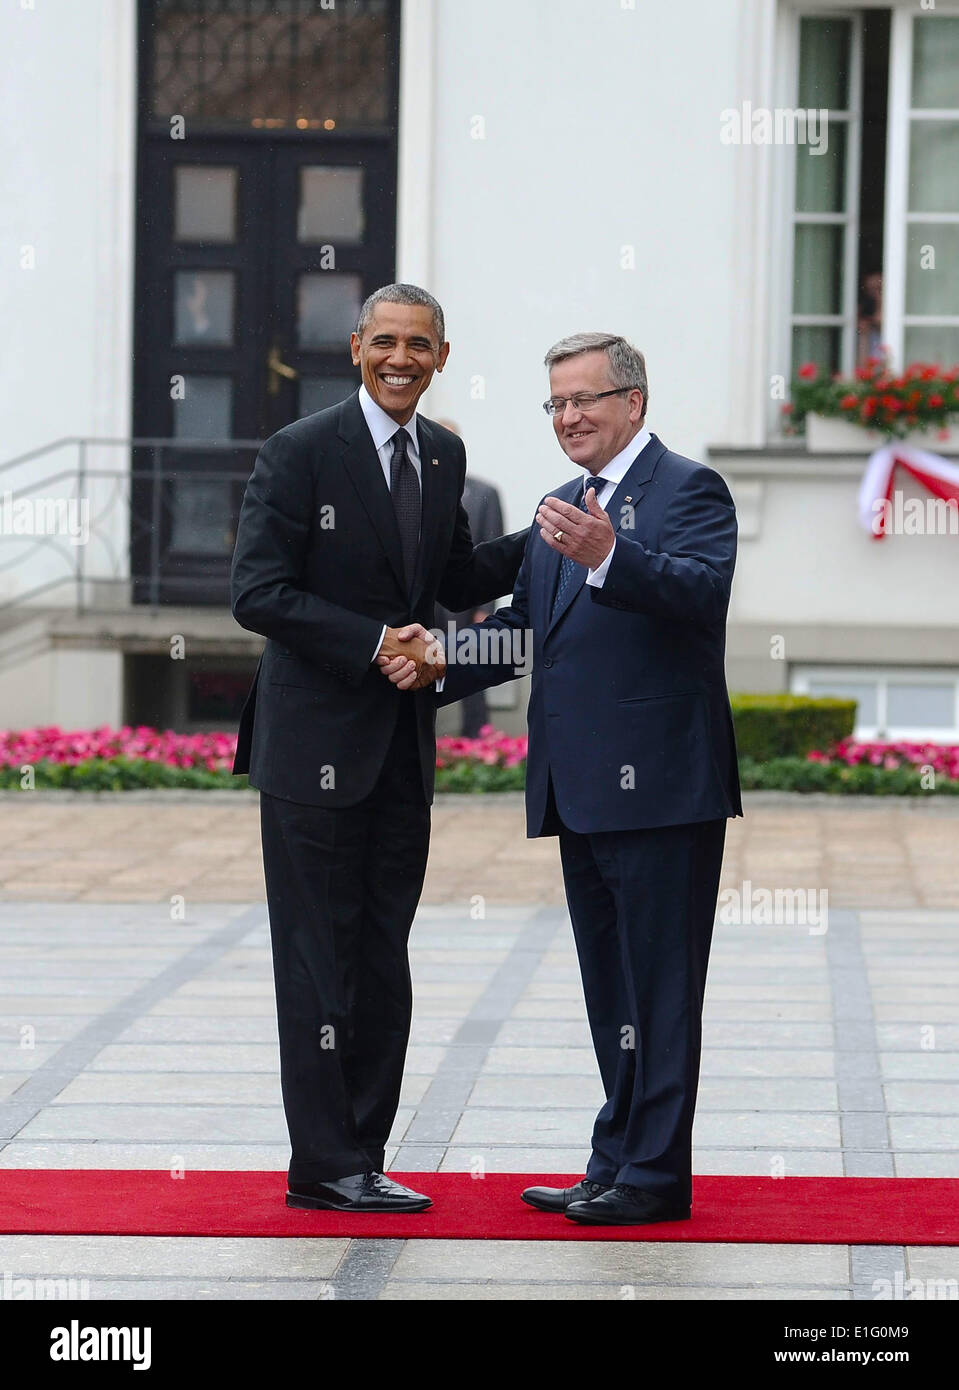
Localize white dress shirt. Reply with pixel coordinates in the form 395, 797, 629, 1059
358, 385, 440, 679
582, 425, 652, 587
359, 382, 423, 491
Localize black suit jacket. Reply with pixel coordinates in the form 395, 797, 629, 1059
230, 391, 527, 806
439, 435, 743, 834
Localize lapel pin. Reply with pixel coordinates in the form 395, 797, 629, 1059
432, 458, 439, 466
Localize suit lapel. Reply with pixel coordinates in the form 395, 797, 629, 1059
542, 434, 668, 634
338, 392, 407, 595
603, 434, 667, 535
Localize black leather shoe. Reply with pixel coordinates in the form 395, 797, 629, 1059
286, 1171, 432, 1213
521, 1178, 612, 1212
565, 1183, 690, 1225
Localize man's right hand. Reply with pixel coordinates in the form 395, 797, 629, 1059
376, 624, 446, 691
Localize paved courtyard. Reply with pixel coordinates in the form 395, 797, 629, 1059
1, 791, 958, 1299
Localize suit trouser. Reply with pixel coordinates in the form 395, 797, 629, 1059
557, 810, 727, 1206
259, 703, 430, 1182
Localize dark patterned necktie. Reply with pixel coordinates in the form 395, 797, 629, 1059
550, 477, 613, 620
389, 427, 420, 589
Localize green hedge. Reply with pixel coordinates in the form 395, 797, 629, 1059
1, 756, 953, 796
739, 757, 958, 796
0, 758, 248, 792
729, 694, 857, 762
1, 752, 956, 796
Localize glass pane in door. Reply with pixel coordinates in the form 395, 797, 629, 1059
299, 376, 358, 415
174, 270, 235, 345
795, 125, 847, 215
173, 165, 237, 242
904, 326, 959, 366
298, 167, 364, 243
797, 17, 851, 108
169, 478, 235, 554
911, 16, 959, 108
297, 273, 362, 348
793, 224, 844, 313
173, 376, 233, 438
792, 326, 841, 379
906, 224, 959, 317
909, 122, 959, 214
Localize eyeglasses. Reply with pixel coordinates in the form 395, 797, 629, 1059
542, 387, 641, 417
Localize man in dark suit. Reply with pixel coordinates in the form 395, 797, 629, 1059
432, 419, 506, 737
230, 283, 526, 1213
382, 332, 742, 1225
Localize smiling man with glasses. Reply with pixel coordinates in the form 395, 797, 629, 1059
382, 329, 742, 1225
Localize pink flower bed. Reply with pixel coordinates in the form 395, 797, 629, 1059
435, 725, 527, 769
0, 726, 238, 773
808, 739, 959, 779
0, 725, 527, 775
10, 726, 953, 784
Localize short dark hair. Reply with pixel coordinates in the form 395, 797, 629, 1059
356, 283, 445, 344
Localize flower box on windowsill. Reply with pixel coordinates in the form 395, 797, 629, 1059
805, 413, 956, 454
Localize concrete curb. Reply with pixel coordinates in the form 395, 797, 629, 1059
0, 788, 957, 813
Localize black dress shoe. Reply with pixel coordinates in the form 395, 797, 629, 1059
565, 1183, 691, 1225
286, 1171, 432, 1213
521, 1178, 612, 1212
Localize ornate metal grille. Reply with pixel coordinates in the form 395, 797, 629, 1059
147, 0, 395, 131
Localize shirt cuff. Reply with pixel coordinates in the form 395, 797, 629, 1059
370, 624, 387, 663
586, 537, 616, 588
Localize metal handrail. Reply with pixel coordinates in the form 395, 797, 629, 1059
0, 436, 264, 475
0, 435, 264, 617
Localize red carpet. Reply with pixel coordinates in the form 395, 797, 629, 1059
2, 1171, 958, 1243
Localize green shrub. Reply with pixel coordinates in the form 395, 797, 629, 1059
434, 760, 525, 794
730, 694, 857, 762
739, 757, 958, 796
3, 745, 957, 796
0, 758, 247, 791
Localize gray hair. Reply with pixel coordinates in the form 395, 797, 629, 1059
355, 283, 445, 345
544, 332, 648, 420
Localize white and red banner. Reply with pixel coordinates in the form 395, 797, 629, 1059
858, 443, 959, 539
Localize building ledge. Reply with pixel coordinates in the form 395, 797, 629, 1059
707, 441, 959, 479
0, 604, 262, 660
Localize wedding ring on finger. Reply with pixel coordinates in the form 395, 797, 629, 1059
554, 530, 564, 542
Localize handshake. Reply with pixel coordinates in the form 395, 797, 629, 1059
376, 624, 446, 692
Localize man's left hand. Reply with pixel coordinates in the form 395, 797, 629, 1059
536, 487, 615, 570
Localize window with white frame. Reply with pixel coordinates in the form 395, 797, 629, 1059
777, 4, 959, 412
791, 666, 959, 740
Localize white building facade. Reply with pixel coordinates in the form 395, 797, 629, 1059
1, 0, 957, 740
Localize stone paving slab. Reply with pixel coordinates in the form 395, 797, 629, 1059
1, 797, 958, 1300
379, 1281, 853, 1300
0, 1234, 348, 1278
1, 791, 959, 907
386, 1239, 851, 1285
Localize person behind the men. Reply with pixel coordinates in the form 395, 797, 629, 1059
381, 332, 742, 1225
231, 283, 527, 1214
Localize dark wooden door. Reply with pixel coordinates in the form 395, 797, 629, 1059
132, 1, 399, 604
